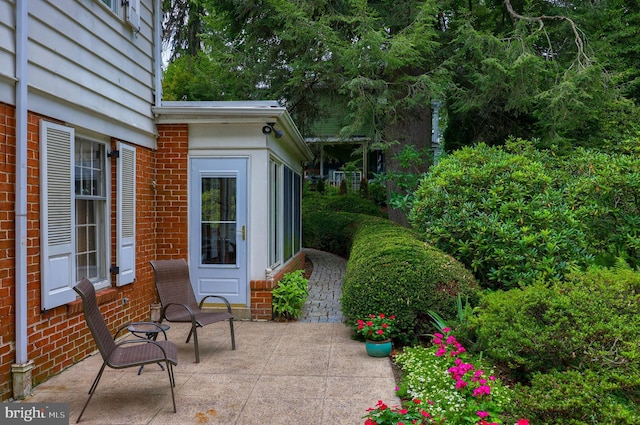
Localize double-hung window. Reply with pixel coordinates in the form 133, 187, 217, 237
75, 139, 108, 285
40, 121, 136, 310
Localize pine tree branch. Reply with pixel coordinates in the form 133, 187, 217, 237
503, 0, 591, 69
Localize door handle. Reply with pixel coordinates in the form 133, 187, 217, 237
242, 225, 246, 240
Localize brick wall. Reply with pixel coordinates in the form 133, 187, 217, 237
0, 105, 162, 401
0, 102, 16, 401
250, 251, 307, 320
155, 124, 189, 259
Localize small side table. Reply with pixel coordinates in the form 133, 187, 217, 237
127, 322, 171, 375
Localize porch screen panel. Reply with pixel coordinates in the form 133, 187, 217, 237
293, 172, 301, 253
201, 176, 237, 265
283, 167, 293, 261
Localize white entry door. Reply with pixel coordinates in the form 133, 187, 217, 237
189, 158, 248, 306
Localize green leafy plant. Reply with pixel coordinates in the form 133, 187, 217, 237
272, 270, 309, 320
410, 140, 640, 289
355, 313, 396, 341
363, 399, 446, 425
394, 330, 525, 425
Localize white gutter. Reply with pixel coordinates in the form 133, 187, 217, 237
153, 101, 314, 161
15, 0, 29, 365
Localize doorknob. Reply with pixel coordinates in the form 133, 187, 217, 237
242, 225, 246, 240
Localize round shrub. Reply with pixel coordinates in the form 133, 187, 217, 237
471, 265, 640, 382
513, 369, 640, 424
342, 219, 478, 342
409, 141, 592, 289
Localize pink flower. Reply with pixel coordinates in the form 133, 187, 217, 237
442, 327, 451, 333
476, 411, 489, 418
472, 385, 491, 397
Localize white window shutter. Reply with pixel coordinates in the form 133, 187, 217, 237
40, 121, 76, 309
116, 142, 136, 286
125, 0, 141, 32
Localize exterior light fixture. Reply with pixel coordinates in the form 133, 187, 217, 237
262, 122, 283, 138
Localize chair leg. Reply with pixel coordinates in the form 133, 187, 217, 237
166, 362, 176, 413
192, 325, 200, 363
229, 319, 236, 350
185, 322, 200, 363
77, 362, 107, 423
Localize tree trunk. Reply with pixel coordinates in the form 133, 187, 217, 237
384, 106, 432, 226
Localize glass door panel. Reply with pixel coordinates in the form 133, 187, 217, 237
201, 177, 237, 265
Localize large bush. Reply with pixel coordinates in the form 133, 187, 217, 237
302, 189, 385, 218
409, 140, 640, 289
468, 265, 640, 423
302, 211, 360, 257
562, 148, 640, 267
342, 218, 478, 342
302, 187, 385, 257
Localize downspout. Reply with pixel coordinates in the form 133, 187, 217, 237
154, 0, 162, 108
12, 0, 34, 399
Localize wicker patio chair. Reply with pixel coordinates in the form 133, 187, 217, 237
73, 278, 178, 423
150, 259, 236, 363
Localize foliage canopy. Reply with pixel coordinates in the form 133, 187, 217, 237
162, 0, 640, 151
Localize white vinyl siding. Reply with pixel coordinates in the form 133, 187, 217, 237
116, 142, 136, 286
24, 1, 156, 146
40, 121, 76, 310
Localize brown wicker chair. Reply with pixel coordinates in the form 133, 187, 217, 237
73, 278, 178, 423
150, 259, 236, 363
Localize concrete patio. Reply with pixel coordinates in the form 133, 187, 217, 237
17, 320, 399, 424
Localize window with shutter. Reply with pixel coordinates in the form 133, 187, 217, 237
75, 138, 108, 286
40, 121, 76, 310
40, 121, 114, 309
125, 0, 141, 31
116, 143, 136, 286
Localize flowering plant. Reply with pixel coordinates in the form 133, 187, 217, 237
390, 328, 530, 425
356, 313, 395, 341
363, 399, 445, 425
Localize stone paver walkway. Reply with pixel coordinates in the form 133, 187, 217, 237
300, 248, 347, 323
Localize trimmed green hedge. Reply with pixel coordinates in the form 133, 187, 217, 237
302, 190, 478, 342
470, 265, 640, 424
341, 217, 479, 342
302, 211, 360, 258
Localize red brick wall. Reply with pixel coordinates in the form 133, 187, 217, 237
0, 102, 16, 401
0, 104, 162, 401
250, 251, 306, 320
155, 124, 189, 259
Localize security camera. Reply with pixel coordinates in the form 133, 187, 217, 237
273, 129, 283, 138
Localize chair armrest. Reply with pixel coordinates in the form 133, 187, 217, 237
115, 339, 175, 363
199, 295, 233, 314
163, 302, 197, 323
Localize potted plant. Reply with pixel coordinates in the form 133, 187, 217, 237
356, 313, 395, 357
